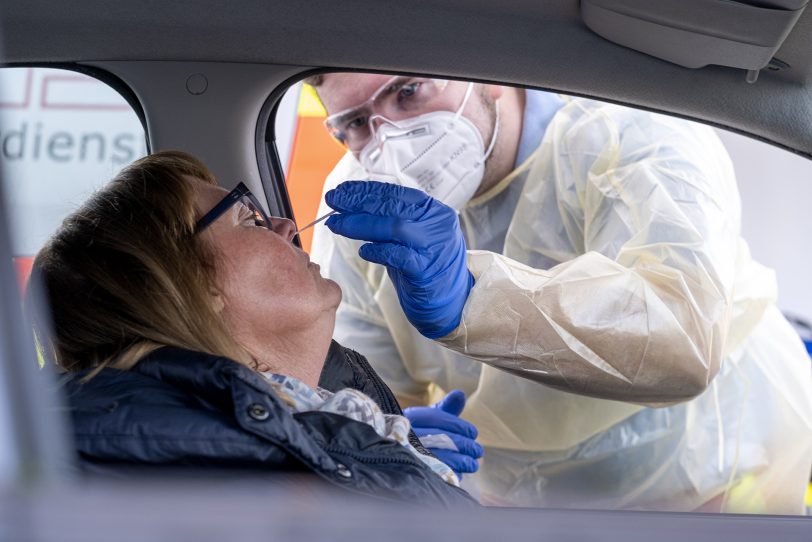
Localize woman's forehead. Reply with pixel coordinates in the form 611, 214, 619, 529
192, 177, 228, 207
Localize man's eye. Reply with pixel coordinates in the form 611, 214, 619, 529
346, 116, 368, 131
398, 82, 421, 102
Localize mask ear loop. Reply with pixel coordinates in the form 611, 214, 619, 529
482, 100, 500, 163
445, 87, 501, 206
454, 82, 476, 121
454, 82, 500, 164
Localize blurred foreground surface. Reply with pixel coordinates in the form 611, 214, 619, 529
1, 475, 810, 542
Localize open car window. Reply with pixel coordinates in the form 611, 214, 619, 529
273, 74, 812, 334
269, 73, 812, 514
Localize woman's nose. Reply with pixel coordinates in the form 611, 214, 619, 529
270, 217, 296, 242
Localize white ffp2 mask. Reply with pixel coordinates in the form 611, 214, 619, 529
358, 83, 499, 211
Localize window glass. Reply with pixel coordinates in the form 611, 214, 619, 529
274, 74, 812, 331
274, 81, 343, 253
0, 67, 148, 290
272, 72, 812, 515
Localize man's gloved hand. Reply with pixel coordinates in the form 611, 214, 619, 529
404, 390, 483, 479
325, 181, 474, 339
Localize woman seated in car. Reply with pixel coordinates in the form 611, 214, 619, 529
29, 150, 475, 506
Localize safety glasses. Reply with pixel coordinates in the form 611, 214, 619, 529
323, 76, 450, 152
194, 182, 273, 235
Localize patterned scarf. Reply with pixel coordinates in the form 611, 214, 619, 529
262, 372, 459, 487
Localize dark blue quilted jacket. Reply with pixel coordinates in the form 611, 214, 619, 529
63, 341, 476, 507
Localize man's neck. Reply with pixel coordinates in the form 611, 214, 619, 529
476, 88, 525, 196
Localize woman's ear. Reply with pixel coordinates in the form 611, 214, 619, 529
210, 289, 225, 313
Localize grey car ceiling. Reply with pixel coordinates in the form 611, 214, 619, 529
1, 0, 811, 159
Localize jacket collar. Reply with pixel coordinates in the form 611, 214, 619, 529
130, 346, 255, 413
68, 346, 338, 472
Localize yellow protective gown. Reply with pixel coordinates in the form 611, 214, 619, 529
310, 97, 812, 512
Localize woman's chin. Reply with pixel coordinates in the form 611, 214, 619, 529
324, 278, 343, 307
307, 262, 342, 307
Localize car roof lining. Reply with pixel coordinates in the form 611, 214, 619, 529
2, 0, 811, 159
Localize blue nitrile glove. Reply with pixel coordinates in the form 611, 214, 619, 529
403, 390, 483, 478
325, 181, 474, 339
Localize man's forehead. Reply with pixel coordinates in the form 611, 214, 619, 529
317, 73, 398, 114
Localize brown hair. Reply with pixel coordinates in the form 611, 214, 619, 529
30, 150, 252, 374
303, 74, 324, 87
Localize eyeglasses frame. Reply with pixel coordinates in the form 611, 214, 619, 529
193, 182, 272, 235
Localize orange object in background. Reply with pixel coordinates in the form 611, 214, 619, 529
285, 85, 345, 253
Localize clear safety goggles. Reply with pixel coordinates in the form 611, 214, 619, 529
324, 76, 450, 152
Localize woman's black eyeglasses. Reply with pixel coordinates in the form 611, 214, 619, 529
194, 182, 273, 235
